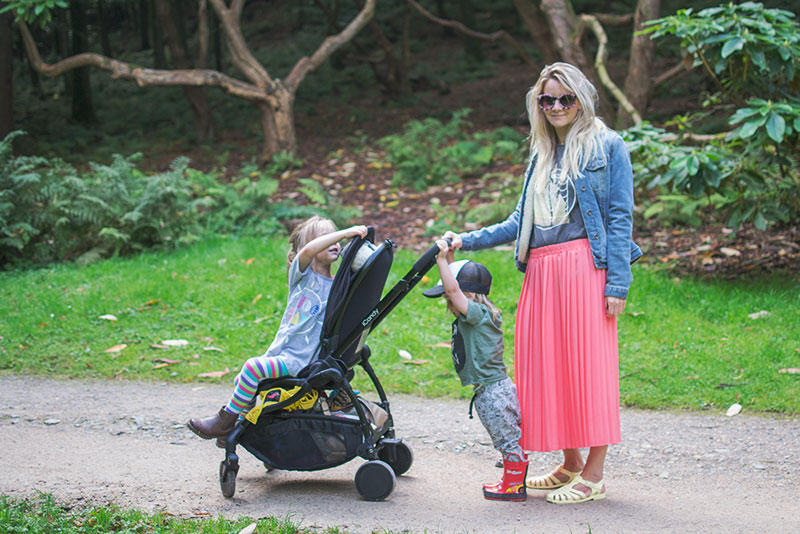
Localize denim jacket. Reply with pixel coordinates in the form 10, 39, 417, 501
460, 129, 642, 299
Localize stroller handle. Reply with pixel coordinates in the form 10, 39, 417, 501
412, 237, 452, 272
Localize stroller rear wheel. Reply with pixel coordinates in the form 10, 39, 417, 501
354, 460, 396, 501
378, 440, 413, 476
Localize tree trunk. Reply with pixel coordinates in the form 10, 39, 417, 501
513, 0, 559, 65
70, 0, 97, 124
138, 0, 150, 50
0, 11, 12, 138
153, 0, 214, 142
258, 86, 296, 161
148, 0, 166, 68
97, 0, 113, 57
618, 0, 659, 129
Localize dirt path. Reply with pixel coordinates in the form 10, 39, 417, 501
1, 375, 798, 533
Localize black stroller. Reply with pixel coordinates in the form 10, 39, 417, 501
218, 228, 442, 501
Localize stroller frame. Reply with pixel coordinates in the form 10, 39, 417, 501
217, 228, 443, 501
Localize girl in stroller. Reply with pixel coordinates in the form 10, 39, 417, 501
187, 216, 368, 443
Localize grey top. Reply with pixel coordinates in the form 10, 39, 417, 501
531, 145, 587, 249
261, 256, 333, 375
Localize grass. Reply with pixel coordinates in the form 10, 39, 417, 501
0, 493, 346, 533
1, 235, 799, 413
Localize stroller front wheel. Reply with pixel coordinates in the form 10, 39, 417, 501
219, 460, 237, 498
354, 460, 396, 501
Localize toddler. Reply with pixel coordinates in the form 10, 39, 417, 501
423, 239, 527, 501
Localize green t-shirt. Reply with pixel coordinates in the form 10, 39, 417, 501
451, 300, 508, 387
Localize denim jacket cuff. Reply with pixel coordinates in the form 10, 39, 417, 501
604, 284, 629, 299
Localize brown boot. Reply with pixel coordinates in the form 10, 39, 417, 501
187, 407, 238, 439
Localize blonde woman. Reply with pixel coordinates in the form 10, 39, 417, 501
443, 62, 641, 504
188, 216, 367, 443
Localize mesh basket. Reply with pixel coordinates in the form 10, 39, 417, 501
239, 414, 365, 471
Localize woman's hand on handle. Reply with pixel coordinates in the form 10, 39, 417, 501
442, 231, 462, 250
605, 296, 626, 317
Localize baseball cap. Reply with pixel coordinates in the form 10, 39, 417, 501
422, 259, 492, 298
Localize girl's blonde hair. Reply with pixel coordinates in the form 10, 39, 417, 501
286, 215, 337, 269
524, 62, 608, 194
464, 292, 502, 325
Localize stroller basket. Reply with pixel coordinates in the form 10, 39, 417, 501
241, 413, 364, 471
217, 227, 442, 501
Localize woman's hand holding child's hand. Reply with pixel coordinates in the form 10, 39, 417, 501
442, 231, 462, 250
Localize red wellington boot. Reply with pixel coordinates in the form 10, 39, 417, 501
483, 453, 528, 501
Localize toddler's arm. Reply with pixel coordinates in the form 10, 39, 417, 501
297, 225, 368, 272
435, 239, 469, 316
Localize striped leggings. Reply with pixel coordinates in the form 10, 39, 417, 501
224, 356, 290, 415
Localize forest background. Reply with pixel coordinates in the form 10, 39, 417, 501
0, 0, 799, 406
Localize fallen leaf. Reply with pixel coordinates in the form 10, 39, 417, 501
726, 403, 742, 417
747, 310, 771, 320
99, 314, 117, 321
719, 247, 741, 257
778, 368, 800, 375
238, 524, 257, 534
162, 339, 189, 347
143, 298, 161, 306
152, 360, 183, 369
203, 346, 224, 352
150, 344, 170, 349
198, 367, 230, 378
251, 293, 262, 306
104, 344, 128, 355
245, 258, 255, 265
403, 359, 430, 365
398, 349, 412, 360
426, 342, 451, 348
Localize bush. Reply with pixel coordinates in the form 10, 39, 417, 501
635, 3, 800, 229
0, 131, 202, 267
0, 134, 359, 268
379, 109, 526, 190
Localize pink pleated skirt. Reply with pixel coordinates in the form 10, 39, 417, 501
515, 238, 620, 452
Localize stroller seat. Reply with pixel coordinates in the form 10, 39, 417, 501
217, 227, 441, 501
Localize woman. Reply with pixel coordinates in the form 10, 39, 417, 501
443, 62, 641, 504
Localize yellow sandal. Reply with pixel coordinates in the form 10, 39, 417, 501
526, 465, 581, 490
546, 476, 606, 504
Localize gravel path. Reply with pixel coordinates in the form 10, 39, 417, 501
1, 375, 798, 533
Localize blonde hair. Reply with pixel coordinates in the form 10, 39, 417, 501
464, 292, 502, 325
525, 62, 608, 194
286, 215, 337, 269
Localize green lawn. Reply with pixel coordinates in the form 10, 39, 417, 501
1, 235, 798, 413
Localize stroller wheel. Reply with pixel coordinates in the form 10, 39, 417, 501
354, 460, 396, 501
219, 460, 237, 498
378, 440, 414, 476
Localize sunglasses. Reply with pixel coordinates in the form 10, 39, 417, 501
537, 93, 578, 111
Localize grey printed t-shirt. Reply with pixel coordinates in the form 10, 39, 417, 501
450, 300, 508, 388
531, 144, 587, 248
261, 256, 333, 375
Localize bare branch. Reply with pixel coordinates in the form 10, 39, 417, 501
407, 0, 536, 69
653, 56, 694, 87
591, 13, 634, 26
579, 14, 642, 125
660, 132, 731, 144
207, 0, 273, 89
17, 20, 265, 102
285, 0, 376, 92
